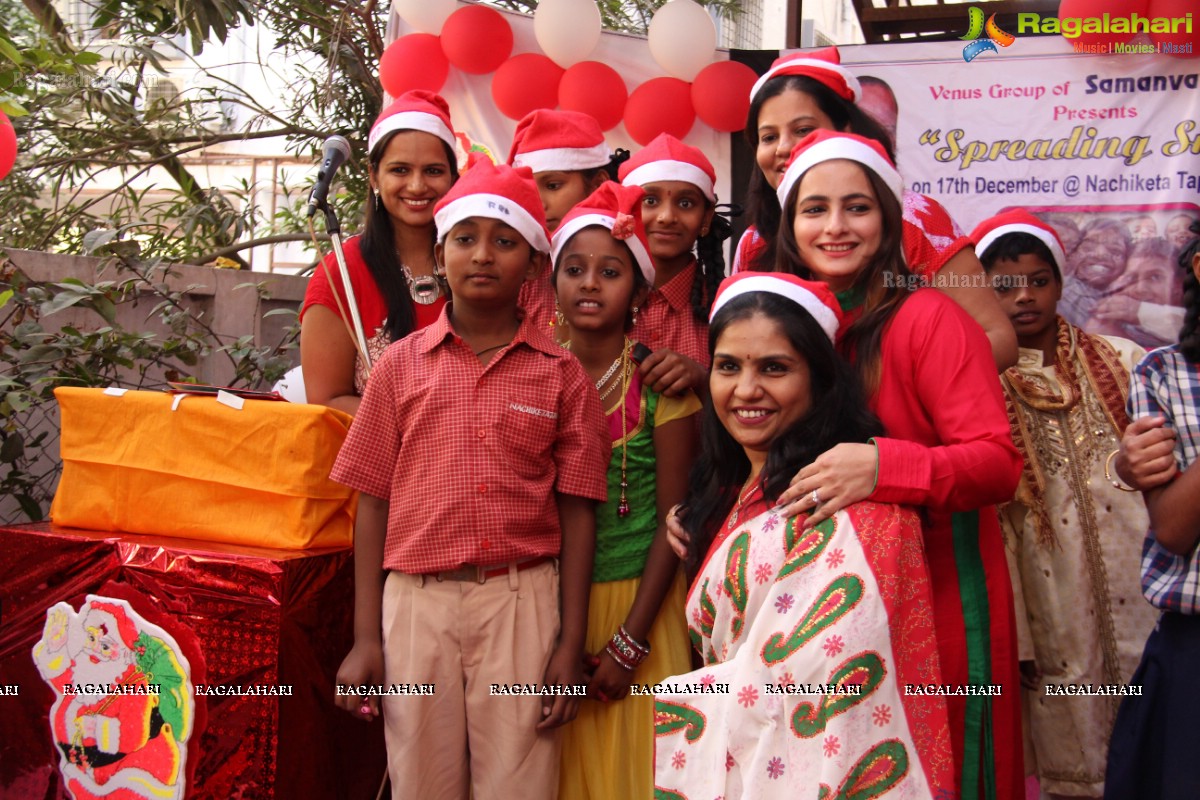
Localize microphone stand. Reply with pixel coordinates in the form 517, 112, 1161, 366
312, 198, 373, 373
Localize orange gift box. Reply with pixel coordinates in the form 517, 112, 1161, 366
50, 387, 356, 548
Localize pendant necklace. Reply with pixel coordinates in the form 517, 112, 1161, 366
727, 475, 762, 531
401, 264, 441, 305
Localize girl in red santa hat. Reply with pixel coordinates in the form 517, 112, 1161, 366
549, 181, 698, 800
507, 109, 629, 332
618, 133, 731, 398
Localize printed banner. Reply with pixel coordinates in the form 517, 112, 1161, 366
844, 37, 1200, 349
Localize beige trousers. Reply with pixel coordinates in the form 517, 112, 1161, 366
381, 563, 561, 800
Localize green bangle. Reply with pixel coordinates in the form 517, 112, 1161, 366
868, 437, 880, 494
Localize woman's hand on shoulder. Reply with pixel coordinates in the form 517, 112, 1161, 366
775, 443, 878, 528
639, 349, 706, 398
665, 505, 691, 559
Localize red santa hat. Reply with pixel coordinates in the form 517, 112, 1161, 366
434, 154, 551, 253
750, 46, 861, 105
368, 90, 456, 156
777, 129, 903, 210
551, 181, 655, 285
710, 272, 842, 343
507, 109, 612, 174
87, 600, 140, 649
970, 210, 1068, 275
618, 133, 716, 202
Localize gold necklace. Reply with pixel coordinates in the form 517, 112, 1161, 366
616, 340, 633, 518
726, 475, 762, 530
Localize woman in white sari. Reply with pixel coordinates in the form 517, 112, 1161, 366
656, 273, 956, 799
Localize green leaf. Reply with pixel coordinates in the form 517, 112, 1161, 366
0, 38, 24, 66
83, 229, 119, 253
0, 431, 24, 463
39, 291, 88, 316
0, 98, 26, 116
0, 288, 12, 309
73, 51, 103, 66
16, 494, 44, 522
91, 295, 117, 324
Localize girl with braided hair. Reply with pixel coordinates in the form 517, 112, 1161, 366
619, 134, 731, 397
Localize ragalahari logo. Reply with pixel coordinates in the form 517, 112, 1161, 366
961, 6, 1016, 62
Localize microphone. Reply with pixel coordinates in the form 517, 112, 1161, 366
306, 135, 352, 216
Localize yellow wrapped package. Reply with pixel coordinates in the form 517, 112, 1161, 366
50, 387, 356, 549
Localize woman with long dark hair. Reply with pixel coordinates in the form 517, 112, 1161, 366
771, 130, 1023, 800
300, 91, 459, 414
735, 47, 1017, 369
656, 272, 955, 799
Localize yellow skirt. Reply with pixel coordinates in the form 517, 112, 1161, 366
559, 570, 692, 800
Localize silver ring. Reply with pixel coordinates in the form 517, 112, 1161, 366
811, 489, 821, 505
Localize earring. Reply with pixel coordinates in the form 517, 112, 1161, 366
631, 306, 639, 328
373, 190, 381, 211
554, 301, 566, 329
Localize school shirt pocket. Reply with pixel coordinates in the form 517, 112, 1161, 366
496, 402, 558, 480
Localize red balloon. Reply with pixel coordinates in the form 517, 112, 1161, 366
691, 61, 757, 133
379, 34, 449, 97
1146, 0, 1198, 56
492, 54, 564, 121
440, 5, 513, 75
0, 111, 15, 181
1057, 0, 1150, 48
624, 77, 695, 146
559, 61, 628, 131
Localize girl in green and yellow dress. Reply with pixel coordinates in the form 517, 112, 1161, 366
551, 181, 698, 799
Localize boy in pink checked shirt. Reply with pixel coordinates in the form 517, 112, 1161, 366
330, 157, 608, 800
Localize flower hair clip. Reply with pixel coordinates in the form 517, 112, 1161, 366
611, 212, 635, 240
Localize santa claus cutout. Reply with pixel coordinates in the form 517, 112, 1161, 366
33, 595, 194, 800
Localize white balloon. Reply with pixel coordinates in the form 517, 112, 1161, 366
648, 0, 717, 82
394, 0, 456, 35
535, 0, 602, 68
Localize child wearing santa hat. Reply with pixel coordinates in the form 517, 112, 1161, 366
619, 133, 730, 397
330, 156, 608, 800
549, 181, 698, 800
508, 109, 628, 333
974, 209, 1157, 800
301, 90, 459, 414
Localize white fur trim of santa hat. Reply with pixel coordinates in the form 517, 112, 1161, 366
435, 193, 551, 253
749, 47, 861, 104
776, 130, 903, 210
971, 210, 1067, 273
552, 213, 655, 286
709, 272, 842, 343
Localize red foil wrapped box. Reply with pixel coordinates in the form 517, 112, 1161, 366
0, 523, 386, 799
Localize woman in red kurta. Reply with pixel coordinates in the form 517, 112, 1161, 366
300, 91, 458, 415
773, 130, 1023, 800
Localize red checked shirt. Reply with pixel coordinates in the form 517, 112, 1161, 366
632, 260, 711, 369
330, 307, 609, 574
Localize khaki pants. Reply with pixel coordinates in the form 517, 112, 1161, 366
381, 562, 561, 800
